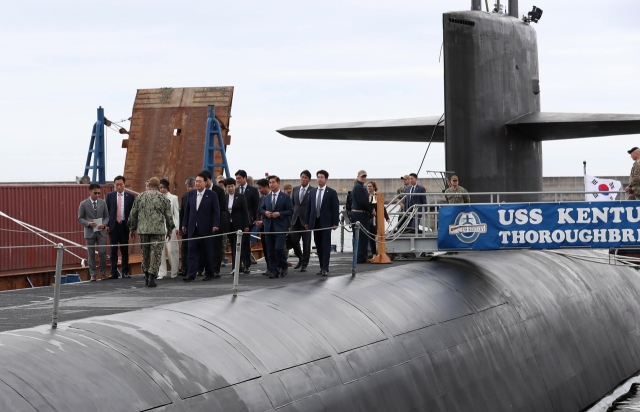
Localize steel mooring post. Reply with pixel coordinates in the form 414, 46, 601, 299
51, 243, 65, 329
233, 231, 242, 296
352, 222, 360, 277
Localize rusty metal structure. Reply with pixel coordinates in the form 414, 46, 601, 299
122, 87, 234, 193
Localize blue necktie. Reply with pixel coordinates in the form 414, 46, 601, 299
316, 188, 323, 212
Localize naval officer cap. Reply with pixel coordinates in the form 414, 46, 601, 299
628, 147, 640, 154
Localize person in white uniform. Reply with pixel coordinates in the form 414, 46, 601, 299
158, 178, 181, 279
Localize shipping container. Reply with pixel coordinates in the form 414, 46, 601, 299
0, 184, 116, 272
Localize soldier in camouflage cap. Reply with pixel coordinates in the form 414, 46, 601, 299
445, 175, 471, 204
625, 147, 640, 200
128, 177, 176, 287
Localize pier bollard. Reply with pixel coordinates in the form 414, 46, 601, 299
352, 222, 360, 277
51, 243, 65, 329
233, 231, 242, 296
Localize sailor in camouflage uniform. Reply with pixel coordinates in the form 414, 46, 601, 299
625, 147, 640, 200
128, 177, 176, 287
444, 175, 471, 204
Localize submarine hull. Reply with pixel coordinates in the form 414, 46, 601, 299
1, 250, 639, 411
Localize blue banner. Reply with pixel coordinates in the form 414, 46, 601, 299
437, 201, 640, 250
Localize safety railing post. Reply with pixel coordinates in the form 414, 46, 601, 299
51, 243, 65, 329
372, 192, 392, 264
233, 230, 242, 296
352, 222, 360, 277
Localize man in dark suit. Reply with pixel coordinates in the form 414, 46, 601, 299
202, 170, 228, 278
182, 172, 220, 282
223, 178, 250, 272
78, 184, 110, 281
253, 178, 271, 275
260, 175, 294, 279
404, 172, 427, 230
290, 170, 313, 272
306, 170, 340, 276
235, 169, 260, 274
105, 175, 134, 279
178, 177, 195, 276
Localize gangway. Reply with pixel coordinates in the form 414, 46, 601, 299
378, 190, 630, 258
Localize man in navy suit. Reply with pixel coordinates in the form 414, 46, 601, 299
182, 172, 220, 282
306, 170, 340, 276
105, 175, 135, 279
260, 175, 294, 279
404, 173, 427, 230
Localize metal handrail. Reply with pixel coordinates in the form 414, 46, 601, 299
381, 190, 631, 239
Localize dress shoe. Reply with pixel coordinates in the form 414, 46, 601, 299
287, 261, 292, 267
322, 270, 329, 277
279, 268, 288, 278
262, 271, 270, 276
196, 271, 204, 277
90, 276, 97, 282
183, 277, 195, 282
108, 273, 119, 280
148, 276, 157, 287
243, 269, 251, 275
294, 261, 302, 269
266, 271, 278, 279
176, 269, 186, 277
316, 271, 323, 276
100, 274, 107, 280
221, 262, 226, 267
300, 266, 307, 272
144, 273, 149, 286
122, 273, 131, 278
213, 273, 221, 279
202, 276, 213, 281
156, 275, 165, 280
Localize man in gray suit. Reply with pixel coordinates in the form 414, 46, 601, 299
78, 183, 110, 281
290, 170, 313, 271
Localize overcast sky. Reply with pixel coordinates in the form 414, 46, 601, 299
1, 0, 638, 182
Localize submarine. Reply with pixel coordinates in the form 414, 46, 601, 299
277, 0, 640, 201
3, 2, 640, 412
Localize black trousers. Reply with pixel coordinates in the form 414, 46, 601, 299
188, 227, 214, 279
265, 233, 287, 272
351, 211, 370, 263
180, 230, 189, 272
109, 222, 129, 275
241, 233, 251, 269
369, 221, 378, 256
290, 220, 311, 267
228, 222, 246, 270
313, 221, 332, 271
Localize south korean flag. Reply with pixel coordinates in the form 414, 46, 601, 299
584, 175, 622, 201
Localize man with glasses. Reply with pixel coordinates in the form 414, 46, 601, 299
78, 184, 110, 281
445, 175, 470, 204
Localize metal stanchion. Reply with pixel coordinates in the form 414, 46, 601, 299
372, 192, 392, 264
340, 215, 345, 253
51, 243, 65, 329
352, 222, 360, 277
233, 230, 242, 296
